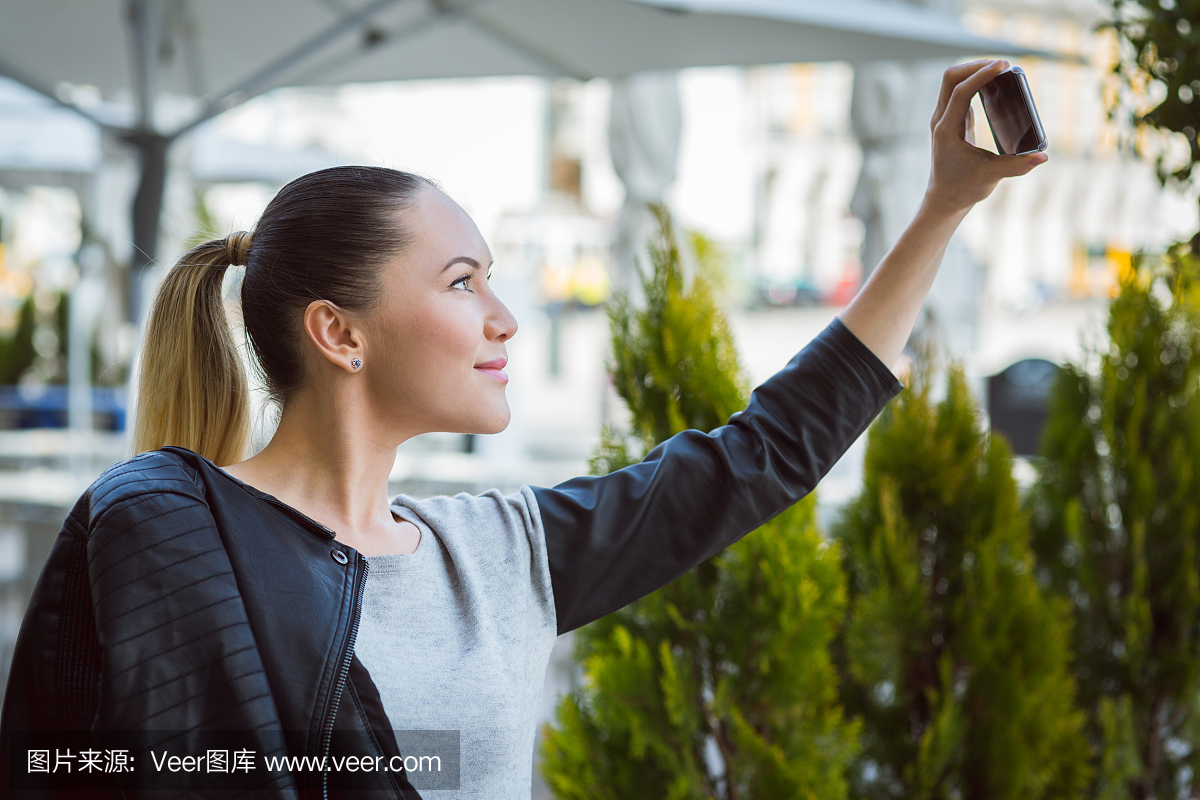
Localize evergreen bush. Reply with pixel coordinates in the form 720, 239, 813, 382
1026, 244, 1200, 799
834, 349, 1092, 800
540, 206, 858, 799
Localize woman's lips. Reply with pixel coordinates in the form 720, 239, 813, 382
474, 358, 509, 384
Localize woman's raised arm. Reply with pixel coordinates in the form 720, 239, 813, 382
838, 59, 1048, 374
533, 318, 903, 634
533, 60, 1048, 635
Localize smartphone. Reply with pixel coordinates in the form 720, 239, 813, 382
979, 66, 1047, 156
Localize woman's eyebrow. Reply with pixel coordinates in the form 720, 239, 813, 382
441, 256, 495, 273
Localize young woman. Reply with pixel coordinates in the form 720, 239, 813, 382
1, 60, 1045, 798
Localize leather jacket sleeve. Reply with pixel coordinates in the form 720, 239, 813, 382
0, 456, 300, 797
87, 471, 297, 794
532, 316, 904, 635
2, 449, 424, 798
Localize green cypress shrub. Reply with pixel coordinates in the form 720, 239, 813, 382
540, 205, 858, 799
834, 350, 1092, 800
1026, 244, 1200, 799
0, 293, 38, 385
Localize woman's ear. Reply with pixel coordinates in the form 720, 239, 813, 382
303, 300, 365, 373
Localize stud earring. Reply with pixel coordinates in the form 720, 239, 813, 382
351, 358, 362, 370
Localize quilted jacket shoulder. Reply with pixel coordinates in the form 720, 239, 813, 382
78, 449, 205, 527
2, 446, 419, 798
2, 448, 300, 796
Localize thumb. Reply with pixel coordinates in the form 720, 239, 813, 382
1002, 151, 1048, 178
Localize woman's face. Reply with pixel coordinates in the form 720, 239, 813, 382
362, 186, 518, 437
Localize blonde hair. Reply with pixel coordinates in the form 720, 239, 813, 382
130, 167, 429, 465
131, 232, 252, 466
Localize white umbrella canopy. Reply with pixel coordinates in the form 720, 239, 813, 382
0, 78, 101, 191
2, 0, 1043, 102
0, 0, 1048, 322
230, 0, 1048, 86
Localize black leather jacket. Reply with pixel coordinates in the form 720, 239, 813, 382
0, 317, 902, 799
1, 442, 422, 798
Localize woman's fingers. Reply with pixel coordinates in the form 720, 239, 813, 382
931, 59, 998, 132
999, 151, 1049, 178
924, 59, 1049, 216
979, 146, 1049, 180
936, 60, 1010, 142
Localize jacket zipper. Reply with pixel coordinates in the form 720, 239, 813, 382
319, 554, 369, 800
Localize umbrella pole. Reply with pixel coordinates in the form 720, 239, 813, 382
126, 130, 171, 324
125, 0, 169, 326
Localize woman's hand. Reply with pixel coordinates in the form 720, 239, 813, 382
838, 59, 1049, 373
922, 59, 1048, 218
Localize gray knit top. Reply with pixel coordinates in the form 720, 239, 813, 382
356, 488, 554, 798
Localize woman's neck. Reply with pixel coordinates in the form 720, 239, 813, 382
222, 395, 420, 554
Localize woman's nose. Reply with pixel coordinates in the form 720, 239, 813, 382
486, 293, 518, 343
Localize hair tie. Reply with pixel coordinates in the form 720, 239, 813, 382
225, 231, 252, 266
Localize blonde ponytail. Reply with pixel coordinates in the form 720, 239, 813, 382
131, 234, 252, 466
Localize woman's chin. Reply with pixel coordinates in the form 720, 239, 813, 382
471, 407, 511, 436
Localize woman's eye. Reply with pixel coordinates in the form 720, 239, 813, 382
451, 274, 472, 290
